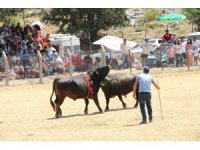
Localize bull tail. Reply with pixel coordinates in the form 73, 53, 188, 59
50, 78, 60, 112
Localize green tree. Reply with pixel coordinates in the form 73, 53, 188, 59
0, 9, 20, 24
143, 9, 161, 22
41, 8, 129, 41
183, 8, 200, 31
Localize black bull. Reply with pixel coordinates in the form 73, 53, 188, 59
50, 66, 110, 118
100, 73, 139, 111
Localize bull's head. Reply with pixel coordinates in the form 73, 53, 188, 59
87, 65, 110, 84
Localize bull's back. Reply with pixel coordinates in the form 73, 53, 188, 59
103, 73, 136, 97
56, 75, 88, 100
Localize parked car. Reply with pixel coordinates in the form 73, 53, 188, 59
148, 38, 162, 47
187, 32, 200, 41
146, 45, 169, 67
131, 46, 143, 58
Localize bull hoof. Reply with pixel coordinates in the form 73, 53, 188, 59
104, 108, 109, 112
55, 112, 62, 118
55, 114, 60, 118
84, 110, 88, 115
59, 112, 62, 117
123, 104, 127, 109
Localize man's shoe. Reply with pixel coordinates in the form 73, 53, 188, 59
139, 120, 147, 124
149, 119, 153, 123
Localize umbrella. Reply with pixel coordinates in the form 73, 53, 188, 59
31, 21, 44, 31
157, 13, 186, 21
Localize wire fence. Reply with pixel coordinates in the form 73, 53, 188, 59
0, 49, 143, 86
1, 48, 198, 86
0, 50, 73, 85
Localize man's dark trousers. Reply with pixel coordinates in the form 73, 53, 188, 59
138, 92, 152, 121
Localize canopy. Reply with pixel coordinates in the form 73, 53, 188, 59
157, 13, 186, 21
31, 21, 44, 31
92, 35, 137, 52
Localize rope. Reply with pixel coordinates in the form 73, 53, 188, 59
83, 74, 94, 99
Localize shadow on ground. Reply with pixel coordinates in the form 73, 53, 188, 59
47, 107, 136, 120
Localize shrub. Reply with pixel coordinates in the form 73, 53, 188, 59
5, 16, 19, 25
173, 26, 180, 30
135, 27, 145, 32
144, 9, 161, 22
136, 18, 144, 26
145, 22, 160, 29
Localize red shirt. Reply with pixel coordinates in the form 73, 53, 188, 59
34, 35, 43, 42
163, 33, 172, 41
42, 37, 49, 43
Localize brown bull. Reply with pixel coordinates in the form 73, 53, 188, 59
100, 73, 139, 111
50, 66, 110, 118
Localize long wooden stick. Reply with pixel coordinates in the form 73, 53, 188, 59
157, 79, 163, 120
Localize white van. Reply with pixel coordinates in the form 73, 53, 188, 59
49, 34, 80, 57
187, 32, 200, 41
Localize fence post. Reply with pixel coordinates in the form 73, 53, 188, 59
129, 49, 132, 73
37, 50, 43, 84
70, 38, 74, 54
2, 51, 9, 86
67, 49, 73, 76
101, 45, 106, 67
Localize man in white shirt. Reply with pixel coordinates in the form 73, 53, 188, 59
120, 38, 130, 68
140, 39, 154, 67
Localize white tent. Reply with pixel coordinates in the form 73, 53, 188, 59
92, 35, 137, 52
31, 21, 44, 28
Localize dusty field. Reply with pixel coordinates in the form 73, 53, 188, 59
0, 68, 200, 141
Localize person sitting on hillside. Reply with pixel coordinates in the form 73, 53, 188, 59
162, 29, 172, 43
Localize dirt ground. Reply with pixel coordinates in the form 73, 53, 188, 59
0, 68, 200, 141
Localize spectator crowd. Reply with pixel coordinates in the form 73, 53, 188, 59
0, 22, 200, 81
120, 29, 200, 69
163, 29, 200, 67
0, 22, 69, 80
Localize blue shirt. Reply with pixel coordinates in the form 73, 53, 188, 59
136, 73, 154, 93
